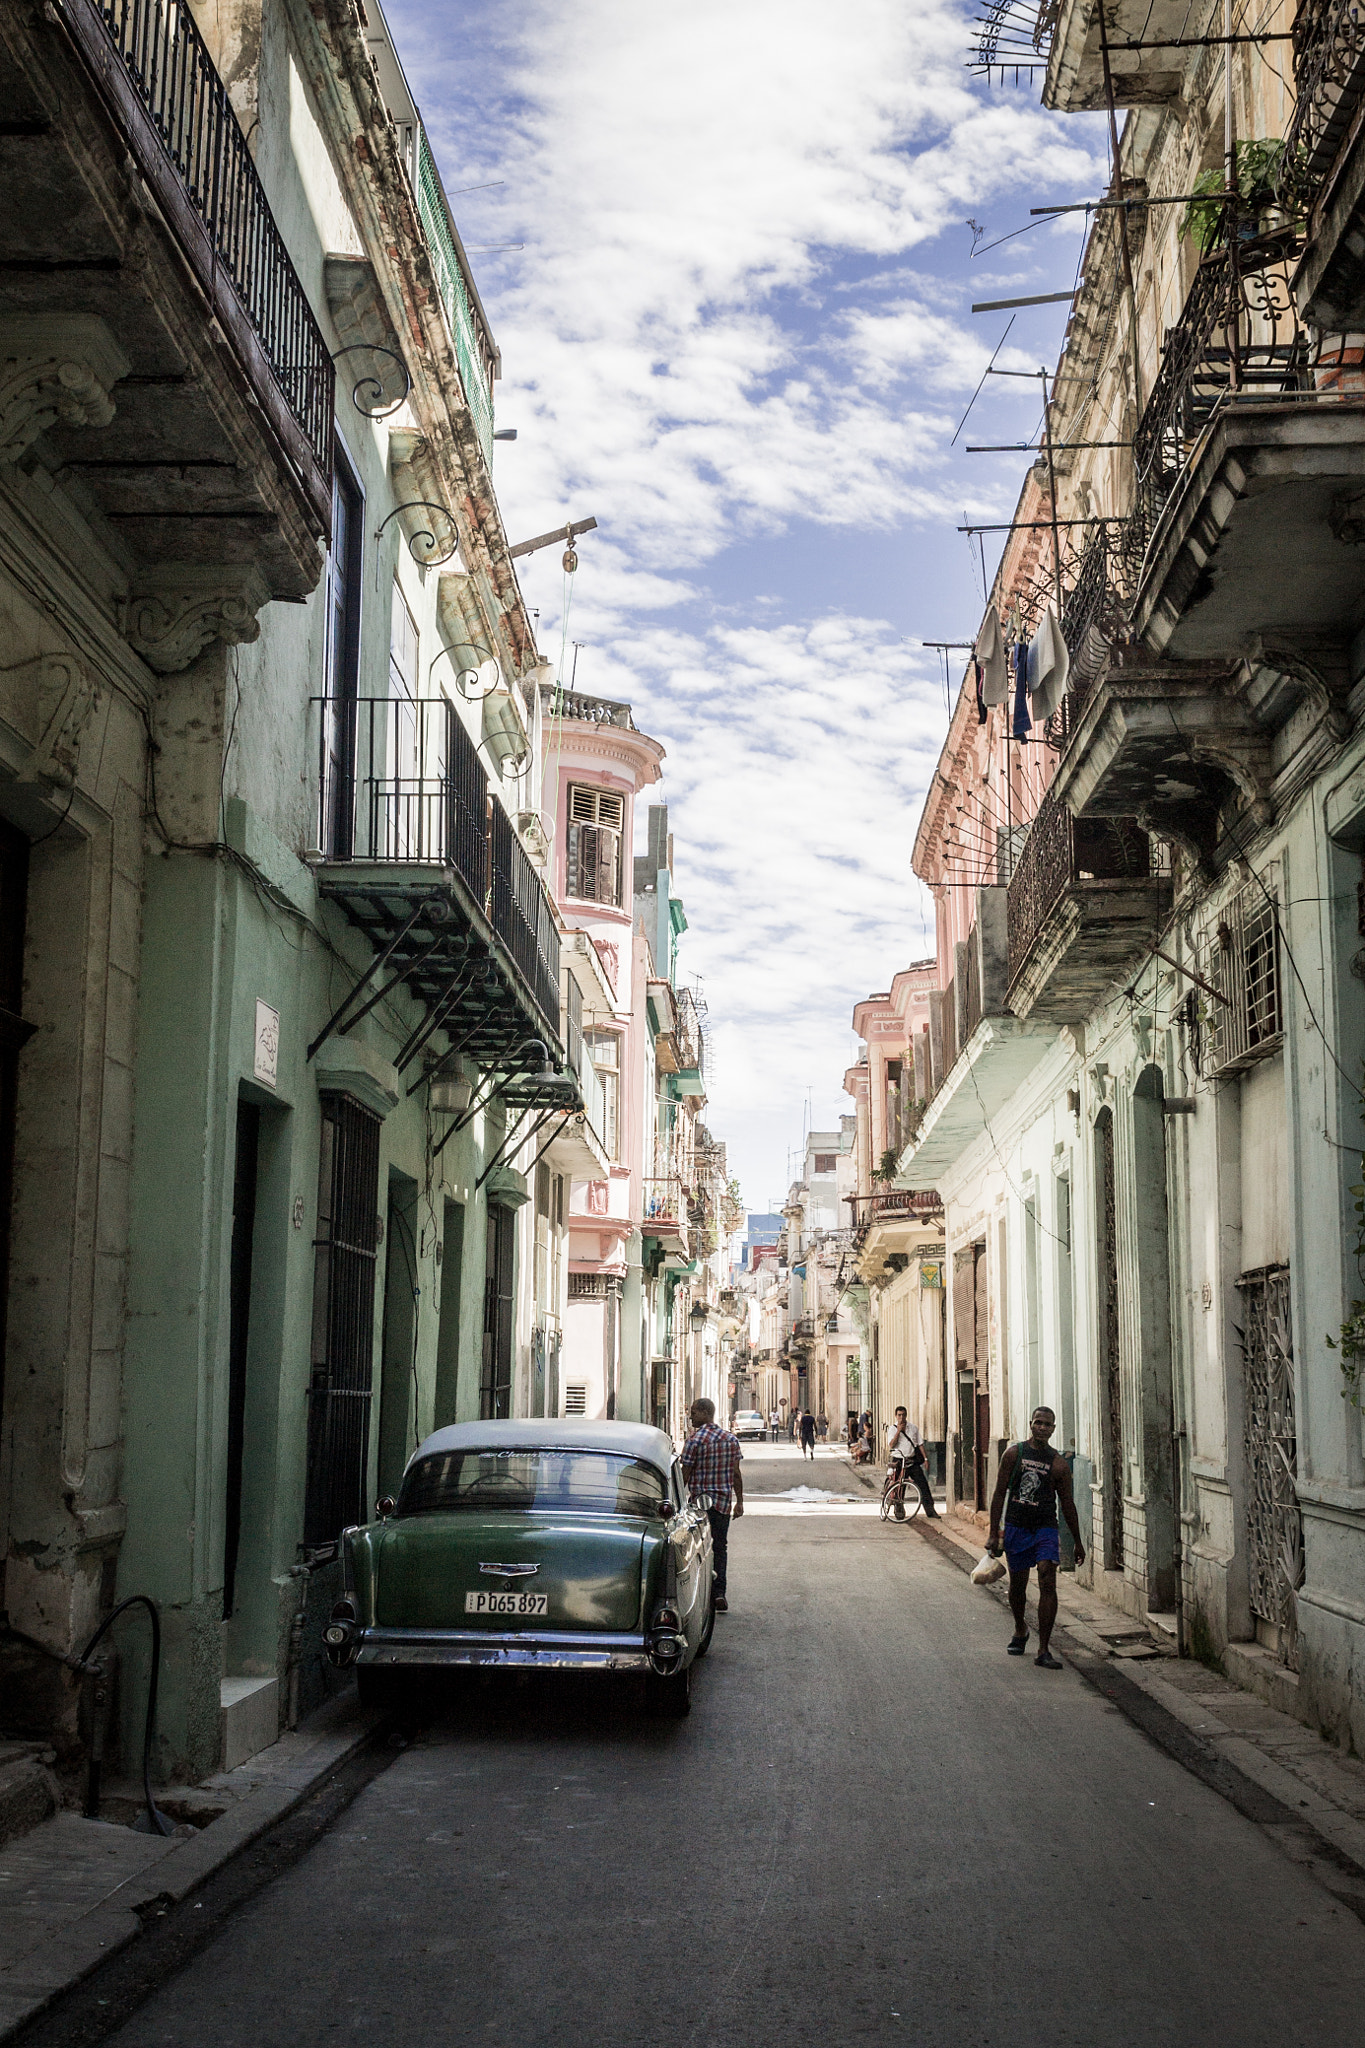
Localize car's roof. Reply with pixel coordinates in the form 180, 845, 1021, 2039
407, 1418, 677, 1479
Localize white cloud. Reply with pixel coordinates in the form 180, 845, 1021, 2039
386, 0, 1104, 1201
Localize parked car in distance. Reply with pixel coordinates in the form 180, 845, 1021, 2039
325, 1419, 714, 1716
731, 1410, 767, 1440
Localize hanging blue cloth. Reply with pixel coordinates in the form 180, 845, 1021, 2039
1011, 641, 1032, 739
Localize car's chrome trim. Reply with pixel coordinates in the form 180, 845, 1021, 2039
478, 1561, 540, 1576
354, 1627, 652, 1672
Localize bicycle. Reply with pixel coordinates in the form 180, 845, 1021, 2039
879, 1459, 923, 1524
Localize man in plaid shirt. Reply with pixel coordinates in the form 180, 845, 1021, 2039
681, 1398, 744, 1611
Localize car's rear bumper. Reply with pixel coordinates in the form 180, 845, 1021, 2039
354, 1627, 652, 1672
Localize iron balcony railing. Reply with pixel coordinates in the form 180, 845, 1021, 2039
641, 1177, 689, 1251
1283, 0, 1365, 202
414, 130, 496, 460
1046, 236, 1353, 742
1005, 784, 1157, 989
314, 696, 559, 1033
90, 0, 333, 472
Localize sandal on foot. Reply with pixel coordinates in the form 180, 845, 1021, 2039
1007, 1634, 1029, 1656
1035, 1649, 1063, 1670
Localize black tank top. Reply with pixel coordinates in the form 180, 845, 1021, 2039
1004, 1440, 1058, 1532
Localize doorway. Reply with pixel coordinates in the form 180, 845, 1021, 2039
223, 1098, 259, 1621
1094, 1106, 1124, 1570
377, 1172, 419, 1501
481, 1201, 515, 1419
433, 1197, 463, 1428
953, 1241, 988, 1508
1133, 1065, 1176, 1609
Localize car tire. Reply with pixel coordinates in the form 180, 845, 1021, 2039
695, 1591, 717, 1658
645, 1663, 692, 1717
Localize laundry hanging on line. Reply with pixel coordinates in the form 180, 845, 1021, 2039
1026, 605, 1069, 724
974, 604, 1009, 707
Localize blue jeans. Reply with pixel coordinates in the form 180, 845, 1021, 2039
707, 1508, 730, 1598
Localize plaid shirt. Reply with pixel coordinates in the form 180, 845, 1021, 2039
681, 1423, 743, 1515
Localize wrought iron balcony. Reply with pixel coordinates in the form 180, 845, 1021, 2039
641, 1178, 690, 1258
82, 0, 332, 478
1006, 785, 1169, 1022
313, 696, 560, 1040
1284, 0, 1365, 205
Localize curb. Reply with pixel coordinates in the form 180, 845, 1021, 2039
909, 1515, 1365, 1925
0, 1691, 384, 2044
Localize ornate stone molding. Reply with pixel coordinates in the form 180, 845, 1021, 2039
121, 566, 271, 674
2, 652, 102, 788
0, 316, 129, 465
1249, 633, 1355, 744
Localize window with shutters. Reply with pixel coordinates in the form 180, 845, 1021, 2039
566, 785, 624, 906
584, 1030, 620, 1160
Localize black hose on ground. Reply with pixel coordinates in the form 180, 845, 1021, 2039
74, 1595, 174, 1837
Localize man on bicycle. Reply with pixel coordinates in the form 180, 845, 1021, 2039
886, 1406, 938, 1519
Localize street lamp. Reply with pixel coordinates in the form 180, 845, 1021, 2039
689, 1302, 708, 1331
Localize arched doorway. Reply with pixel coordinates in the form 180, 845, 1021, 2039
1133, 1064, 1177, 1610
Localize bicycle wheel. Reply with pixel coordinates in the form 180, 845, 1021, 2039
879, 1482, 896, 1522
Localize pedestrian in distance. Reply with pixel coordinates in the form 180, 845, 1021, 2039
681, 1397, 744, 1613
799, 1408, 817, 1460
986, 1406, 1085, 1669
816, 1409, 828, 1442
885, 1405, 938, 1519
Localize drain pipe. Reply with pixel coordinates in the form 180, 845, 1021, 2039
285, 1565, 310, 1730
74, 1596, 174, 1836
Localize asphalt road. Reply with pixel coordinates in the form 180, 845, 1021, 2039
108, 1448, 1365, 2047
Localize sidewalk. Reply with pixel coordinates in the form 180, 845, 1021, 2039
838, 1451, 1365, 1911
0, 1688, 380, 2041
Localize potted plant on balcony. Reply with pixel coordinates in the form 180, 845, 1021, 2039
1180, 139, 1299, 259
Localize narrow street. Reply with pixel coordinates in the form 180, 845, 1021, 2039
102, 1449, 1365, 2048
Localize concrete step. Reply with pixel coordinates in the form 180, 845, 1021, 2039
0, 1742, 59, 1850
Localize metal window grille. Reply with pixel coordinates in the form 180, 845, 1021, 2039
1203, 882, 1283, 1074
1236, 1264, 1303, 1670
568, 1274, 608, 1298
92, 0, 333, 471
304, 1095, 381, 1549
564, 1383, 588, 1414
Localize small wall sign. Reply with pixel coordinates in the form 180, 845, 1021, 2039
253, 1000, 280, 1088
919, 1257, 945, 1290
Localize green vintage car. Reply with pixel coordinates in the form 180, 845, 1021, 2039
325, 1419, 715, 1716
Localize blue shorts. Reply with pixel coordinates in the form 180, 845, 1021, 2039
1003, 1523, 1060, 1572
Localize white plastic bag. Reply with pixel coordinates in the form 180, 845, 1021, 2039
971, 1550, 1006, 1586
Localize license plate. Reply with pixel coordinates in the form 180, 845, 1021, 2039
465, 1591, 548, 1617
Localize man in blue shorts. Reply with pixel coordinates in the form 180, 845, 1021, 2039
986, 1407, 1085, 1669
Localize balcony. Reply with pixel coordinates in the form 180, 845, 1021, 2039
1007, 789, 1171, 1023
641, 1178, 690, 1260
1128, 239, 1365, 663
1288, 0, 1365, 328
1039, 0, 1191, 111
547, 689, 637, 731
412, 130, 498, 462
0, 0, 332, 645
311, 697, 565, 1074
900, 889, 1052, 1185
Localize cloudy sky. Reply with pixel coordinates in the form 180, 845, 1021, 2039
386, 0, 1105, 1209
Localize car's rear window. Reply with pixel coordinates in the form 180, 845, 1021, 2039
395, 1449, 668, 1519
